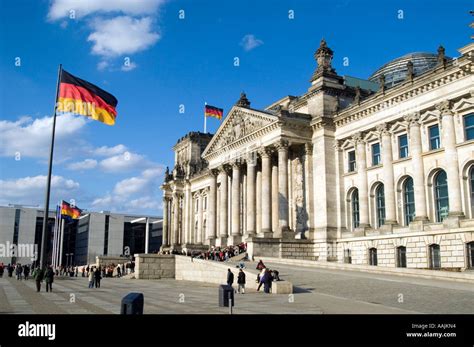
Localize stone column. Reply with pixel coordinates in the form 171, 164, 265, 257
172, 193, 179, 246
256, 168, 262, 234
404, 114, 428, 221
260, 148, 272, 237
377, 123, 397, 225
207, 170, 218, 244
218, 166, 228, 244
197, 192, 203, 244
162, 197, 169, 247
276, 140, 290, 235
304, 143, 314, 234
271, 156, 279, 236
437, 101, 464, 217
354, 133, 370, 228
231, 162, 241, 244
246, 153, 256, 236
183, 183, 190, 244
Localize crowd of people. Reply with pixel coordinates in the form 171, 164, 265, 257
226, 259, 281, 294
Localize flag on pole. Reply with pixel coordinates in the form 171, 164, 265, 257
56, 69, 118, 125
204, 104, 223, 120
60, 200, 81, 221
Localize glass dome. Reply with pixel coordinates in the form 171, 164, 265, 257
368, 52, 447, 88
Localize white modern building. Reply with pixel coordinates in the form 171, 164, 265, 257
161, 39, 474, 271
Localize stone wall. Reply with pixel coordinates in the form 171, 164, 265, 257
134, 254, 175, 279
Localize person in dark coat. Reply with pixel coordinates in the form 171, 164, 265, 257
256, 260, 266, 270
237, 269, 246, 294
45, 267, 54, 292
263, 269, 273, 294
33, 267, 45, 292
15, 264, 23, 280
226, 269, 234, 288
7, 264, 14, 277
0, 264, 4, 278
23, 265, 30, 280
94, 268, 102, 288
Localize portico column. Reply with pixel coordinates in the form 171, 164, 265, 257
231, 162, 241, 243
353, 133, 370, 228
437, 101, 464, 217
271, 156, 279, 236
404, 114, 428, 220
207, 170, 218, 244
378, 123, 397, 225
246, 153, 256, 236
197, 193, 203, 244
276, 140, 290, 234
172, 193, 179, 246
218, 166, 228, 244
260, 148, 272, 236
256, 169, 262, 234
162, 197, 169, 247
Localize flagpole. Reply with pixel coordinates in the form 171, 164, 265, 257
204, 102, 207, 133
39, 64, 63, 268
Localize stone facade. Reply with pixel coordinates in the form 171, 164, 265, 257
135, 254, 175, 280
162, 39, 474, 271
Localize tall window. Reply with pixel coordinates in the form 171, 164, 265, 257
403, 177, 416, 225
434, 170, 449, 222
348, 150, 356, 172
464, 114, 474, 141
344, 249, 352, 264
369, 248, 377, 266
372, 143, 381, 166
429, 124, 440, 150
352, 189, 360, 229
429, 244, 441, 269
470, 166, 474, 217
397, 246, 407, 268
467, 242, 474, 269
376, 184, 386, 228
398, 134, 409, 158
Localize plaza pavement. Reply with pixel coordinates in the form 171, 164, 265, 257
0, 262, 473, 314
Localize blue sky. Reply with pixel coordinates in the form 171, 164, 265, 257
0, 0, 471, 216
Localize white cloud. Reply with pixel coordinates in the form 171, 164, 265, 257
67, 159, 98, 171
92, 167, 163, 213
98, 152, 150, 173
0, 175, 80, 206
88, 16, 160, 57
48, 0, 166, 21
0, 114, 87, 160
97, 60, 110, 71
92, 144, 128, 157
240, 34, 264, 51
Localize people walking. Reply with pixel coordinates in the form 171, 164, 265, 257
0, 263, 4, 278
45, 266, 54, 292
23, 265, 30, 280
7, 264, 13, 277
32, 267, 44, 292
226, 268, 234, 289
256, 260, 266, 270
15, 264, 23, 280
81, 266, 85, 277
117, 264, 122, 278
88, 268, 95, 288
94, 267, 102, 288
257, 268, 266, 291
263, 269, 273, 294
237, 269, 246, 294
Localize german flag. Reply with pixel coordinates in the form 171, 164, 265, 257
204, 104, 223, 120
56, 69, 118, 126
61, 200, 81, 220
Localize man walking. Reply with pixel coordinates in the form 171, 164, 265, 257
15, 264, 23, 280
237, 269, 246, 294
45, 266, 54, 292
226, 268, 234, 289
33, 267, 44, 292
94, 267, 102, 288
88, 267, 95, 288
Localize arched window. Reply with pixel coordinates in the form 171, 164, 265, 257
429, 244, 441, 269
467, 242, 474, 269
403, 177, 415, 225
352, 189, 360, 229
369, 248, 377, 266
470, 167, 474, 217
397, 246, 407, 268
434, 170, 449, 222
376, 184, 385, 228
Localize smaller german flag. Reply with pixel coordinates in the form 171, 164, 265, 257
56, 69, 118, 126
205, 104, 223, 120
61, 200, 81, 220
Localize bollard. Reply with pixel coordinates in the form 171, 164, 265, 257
218, 285, 234, 314
121, 292, 144, 314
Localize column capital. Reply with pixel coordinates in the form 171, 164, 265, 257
231, 160, 242, 169
275, 139, 289, 152
376, 122, 392, 136
246, 151, 258, 166
435, 100, 454, 117
352, 132, 366, 145
218, 164, 232, 175
209, 168, 219, 177
403, 112, 421, 127
258, 147, 272, 158
305, 142, 313, 155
